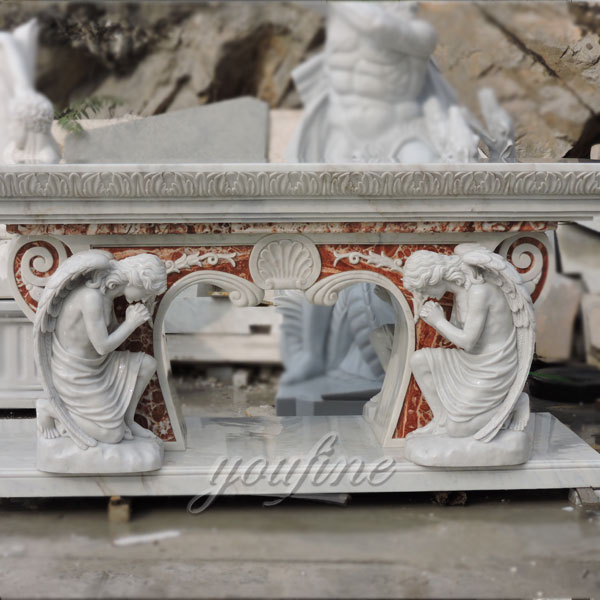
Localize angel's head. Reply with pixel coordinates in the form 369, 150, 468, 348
404, 251, 467, 294
403, 251, 467, 321
102, 254, 167, 305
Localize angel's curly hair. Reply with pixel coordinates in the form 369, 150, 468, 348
402, 250, 468, 292
100, 254, 167, 296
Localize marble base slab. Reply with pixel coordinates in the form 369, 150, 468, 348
37, 434, 164, 475
0, 413, 598, 497
404, 426, 533, 468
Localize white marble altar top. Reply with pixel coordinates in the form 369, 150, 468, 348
0, 163, 599, 224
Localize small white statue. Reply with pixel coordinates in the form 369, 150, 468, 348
403, 244, 535, 467
0, 19, 60, 165
34, 251, 168, 474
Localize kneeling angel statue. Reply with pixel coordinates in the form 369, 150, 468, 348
34, 251, 168, 473
402, 244, 535, 467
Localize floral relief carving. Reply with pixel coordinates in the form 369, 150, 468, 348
333, 249, 405, 274
164, 251, 237, 274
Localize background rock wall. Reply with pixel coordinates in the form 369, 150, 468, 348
2, 1, 600, 160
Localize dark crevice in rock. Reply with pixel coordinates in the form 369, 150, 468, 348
564, 114, 600, 158
478, 5, 596, 115
153, 75, 191, 115
477, 63, 495, 79
206, 22, 290, 105
478, 6, 560, 78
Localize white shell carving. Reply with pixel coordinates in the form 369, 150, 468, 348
250, 234, 321, 290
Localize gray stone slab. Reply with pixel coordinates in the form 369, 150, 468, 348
64, 97, 269, 164
535, 273, 582, 362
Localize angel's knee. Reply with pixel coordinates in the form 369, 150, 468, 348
140, 354, 157, 380
410, 351, 430, 379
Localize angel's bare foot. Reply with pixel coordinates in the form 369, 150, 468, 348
37, 400, 60, 439
127, 420, 156, 439
123, 424, 134, 440
507, 393, 530, 431
39, 420, 60, 439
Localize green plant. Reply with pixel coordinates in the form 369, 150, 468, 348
54, 95, 124, 134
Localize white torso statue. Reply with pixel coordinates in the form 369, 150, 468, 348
288, 1, 514, 164
324, 2, 439, 163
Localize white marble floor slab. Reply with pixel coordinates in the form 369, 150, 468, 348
0, 413, 598, 497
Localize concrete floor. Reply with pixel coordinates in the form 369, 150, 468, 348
1, 378, 599, 598
1, 491, 599, 598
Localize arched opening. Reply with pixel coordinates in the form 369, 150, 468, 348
304, 271, 415, 445
153, 270, 414, 449
153, 271, 264, 450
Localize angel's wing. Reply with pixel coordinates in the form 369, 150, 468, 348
33, 250, 113, 450
455, 243, 536, 442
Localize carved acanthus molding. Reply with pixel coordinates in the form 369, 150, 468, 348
1, 168, 599, 199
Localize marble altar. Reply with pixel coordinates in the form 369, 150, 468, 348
0, 162, 598, 490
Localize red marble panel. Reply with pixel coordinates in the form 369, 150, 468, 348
318, 243, 457, 438
99, 246, 253, 441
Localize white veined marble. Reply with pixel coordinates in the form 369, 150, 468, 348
0, 413, 598, 497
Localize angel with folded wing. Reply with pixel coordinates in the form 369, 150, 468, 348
0, 19, 60, 165
34, 251, 167, 452
403, 244, 535, 446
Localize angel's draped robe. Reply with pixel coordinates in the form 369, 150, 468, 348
419, 327, 518, 422
51, 335, 143, 437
